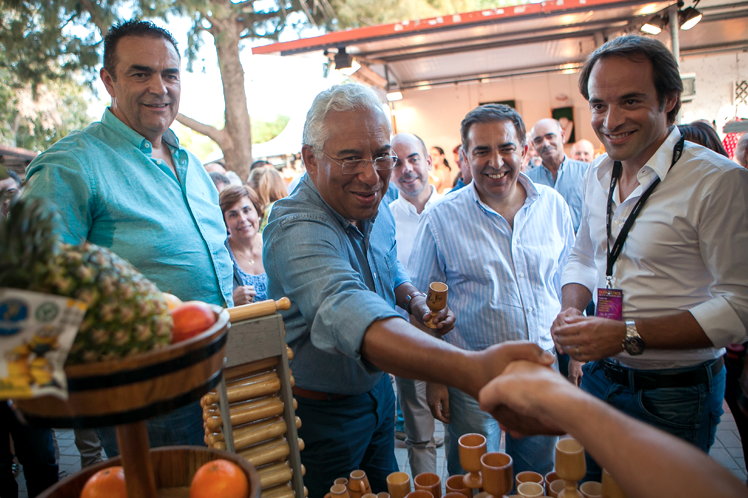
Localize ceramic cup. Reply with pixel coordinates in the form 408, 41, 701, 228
544, 471, 559, 490
555, 439, 586, 483
377, 493, 391, 498
336, 478, 350, 487
387, 471, 412, 498
481, 452, 513, 498
516, 482, 544, 498
362, 494, 378, 498
405, 491, 433, 498
580, 481, 602, 498
458, 433, 487, 489
414, 472, 442, 498
326, 484, 351, 498
515, 471, 544, 493
548, 478, 565, 498
349, 470, 372, 498
445, 475, 471, 498
425, 282, 449, 328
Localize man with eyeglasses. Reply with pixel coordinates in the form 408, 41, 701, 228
263, 85, 560, 496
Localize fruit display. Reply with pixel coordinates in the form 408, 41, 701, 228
189, 459, 249, 498
0, 199, 172, 364
171, 301, 218, 344
80, 466, 127, 498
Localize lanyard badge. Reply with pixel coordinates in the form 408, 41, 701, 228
596, 135, 685, 321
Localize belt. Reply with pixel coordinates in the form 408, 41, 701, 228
292, 386, 350, 401
602, 357, 724, 390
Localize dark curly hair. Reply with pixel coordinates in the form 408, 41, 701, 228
578, 35, 682, 125
103, 19, 179, 79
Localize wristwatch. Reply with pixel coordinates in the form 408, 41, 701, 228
404, 292, 425, 315
622, 319, 645, 355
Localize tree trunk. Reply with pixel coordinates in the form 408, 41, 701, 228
209, 15, 253, 181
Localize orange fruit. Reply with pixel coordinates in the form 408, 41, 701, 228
171, 301, 217, 343
162, 292, 183, 311
190, 459, 248, 498
80, 466, 127, 498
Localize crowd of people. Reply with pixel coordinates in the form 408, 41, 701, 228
1, 18, 748, 498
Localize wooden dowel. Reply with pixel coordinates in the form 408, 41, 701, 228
116, 421, 156, 498
228, 297, 291, 323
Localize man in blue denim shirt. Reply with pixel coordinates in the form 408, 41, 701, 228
22, 21, 233, 458
264, 84, 560, 497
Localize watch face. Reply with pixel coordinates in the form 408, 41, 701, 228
624, 336, 645, 355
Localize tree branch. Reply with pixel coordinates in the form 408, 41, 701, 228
77, 0, 108, 34
175, 113, 226, 145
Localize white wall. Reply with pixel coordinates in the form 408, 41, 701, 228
391, 50, 748, 152
679, 52, 748, 137
391, 71, 600, 155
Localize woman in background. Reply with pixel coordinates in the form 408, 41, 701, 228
248, 166, 288, 232
429, 146, 453, 194
219, 185, 268, 305
678, 121, 729, 157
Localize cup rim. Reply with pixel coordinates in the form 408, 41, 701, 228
515, 470, 544, 483
458, 433, 487, 448
481, 451, 512, 469
414, 472, 440, 486
516, 481, 544, 495
556, 438, 583, 454
429, 282, 448, 292
387, 472, 411, 484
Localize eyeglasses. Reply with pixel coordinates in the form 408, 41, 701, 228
320, 150, 398, 175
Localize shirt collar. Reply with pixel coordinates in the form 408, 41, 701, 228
596, 126, 681, 186
101, 108, 181, 152
300, 173, 378, 235
394, 185, 439, 214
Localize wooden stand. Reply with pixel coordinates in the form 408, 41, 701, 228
210, 298, 304, 498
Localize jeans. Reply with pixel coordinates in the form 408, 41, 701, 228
294, 375, 399, 498
446, 387, 556, 480
395, 376, 437, 475
96, 401, 205, 457
0, 404, 58, 498
580, 360, 725, 481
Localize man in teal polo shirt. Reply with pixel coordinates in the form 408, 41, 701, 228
22, 20, 234, 455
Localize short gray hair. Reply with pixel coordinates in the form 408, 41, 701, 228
302, 84, 388, 150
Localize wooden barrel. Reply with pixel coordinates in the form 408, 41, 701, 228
15, 307, 230, 428
38, 446, 261, 498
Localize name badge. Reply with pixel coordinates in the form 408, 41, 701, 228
597, 288, 623, 321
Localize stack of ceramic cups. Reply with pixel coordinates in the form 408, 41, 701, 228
326, 470, 391, 498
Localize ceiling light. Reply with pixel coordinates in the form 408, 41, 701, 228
641, 15, 666, 35
679, 7, 702, 30
386, 92, 403, 102
334, 47, 353, 69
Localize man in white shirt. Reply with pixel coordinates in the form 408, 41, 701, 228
552, 35, 748, 481
388, 132, 443, 476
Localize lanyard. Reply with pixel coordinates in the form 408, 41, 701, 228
605, 135, 685, 288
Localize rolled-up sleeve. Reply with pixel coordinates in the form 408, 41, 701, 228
688, 167, 748, 347
265, 214, 403, 367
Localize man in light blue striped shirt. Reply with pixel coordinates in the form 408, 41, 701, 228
409, 104, 575, 478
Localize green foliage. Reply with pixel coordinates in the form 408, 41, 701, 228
0, 64, 91, 152
252, 114, 290, 144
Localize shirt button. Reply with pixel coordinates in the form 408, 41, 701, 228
373, 273, 377, 278
145, 143, 150, 148
528, 307, 533, 313
156, 160, 161, 164
518, 272, 525, 278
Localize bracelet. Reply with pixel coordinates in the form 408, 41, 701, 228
404, 292, 426, 315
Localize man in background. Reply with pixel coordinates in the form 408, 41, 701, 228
571, 139, 595, 162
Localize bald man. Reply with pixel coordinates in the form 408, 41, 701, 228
571, 139, 595, 163
527, 118, 590, 232
735, 133, 748, 168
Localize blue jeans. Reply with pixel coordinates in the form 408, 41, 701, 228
96, 400, 205, 457
0, 403, 58, 498
446, 387, 556, 480
580, 360, 725, 481
294, 375, 399, 498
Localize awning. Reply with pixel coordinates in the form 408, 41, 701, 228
253, 0, 748, 91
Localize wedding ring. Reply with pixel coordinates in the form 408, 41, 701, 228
575, 346, 581, 356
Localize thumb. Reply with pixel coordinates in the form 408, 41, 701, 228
500, 341, 555, 367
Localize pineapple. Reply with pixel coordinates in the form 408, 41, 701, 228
0, 198, 172, 364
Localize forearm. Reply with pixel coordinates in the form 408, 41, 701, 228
556, 389, 745, 498
394, 282, 421, 311
561, 283, 592, 312
636, 311, 714, 349
360, 317, 483, 397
